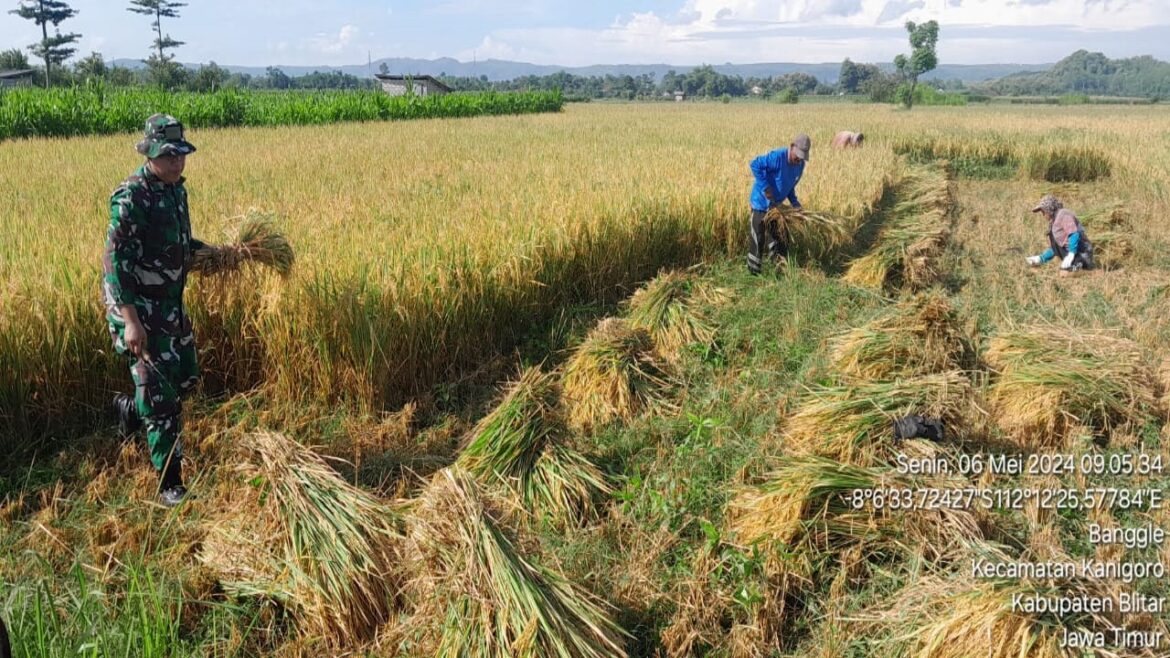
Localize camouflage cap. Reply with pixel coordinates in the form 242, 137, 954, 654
135, 113, 196, 159
1031, 194, 1063, 215
791, 134, 811, 163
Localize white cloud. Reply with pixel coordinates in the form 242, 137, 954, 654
456, 0, 1168, 66
306, 23, 359, 55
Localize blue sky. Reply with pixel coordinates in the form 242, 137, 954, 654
2, 0, 1168, 68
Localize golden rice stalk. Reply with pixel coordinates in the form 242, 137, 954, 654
764, 206, 852, 256
843, 164, 953, 291
402, 468, 628, 658
725, 456, 985, 642
872, 570, 1135, 658
199, 431, 400, 645
626, 270, 730, 362
727, 456, 885, 548
828, 291, 975, 380
783, 371, 975, 467
562, 318, 673, 434
1077, 204, 1133, 269
985, 327, 1159, 448
456, 367, 608, 525
191, 210, 295, 277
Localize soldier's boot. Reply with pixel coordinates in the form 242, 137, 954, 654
112, 393, 142, 438
158, 457, 188, 507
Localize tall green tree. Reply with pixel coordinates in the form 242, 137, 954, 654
894, 20, 939, 109
9, 0, 81, 87
73, 51, 106, 80
0, 47, 30, 70
127, 0, 186, 63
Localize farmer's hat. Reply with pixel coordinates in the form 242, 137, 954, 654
136, 113, 196, 158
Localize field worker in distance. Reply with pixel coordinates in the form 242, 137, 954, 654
832, 130, 864, 148
747, 133, 809, 275
103, 114, 206, 507
1025, 194, 1095, 273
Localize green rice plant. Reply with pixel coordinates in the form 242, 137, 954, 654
625, 270, 729, 362
828, 291, 976, 380
456, 367, 608, 524
985, 326, 1159, 447
3, 561, 185, 658
199, 431, 401, 646
1023, 145, 1111, 183
562, 318, 673, 434
402, 468, 628, 658
783, 371, 975, 467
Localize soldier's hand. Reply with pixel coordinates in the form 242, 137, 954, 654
124, 319, 150, 361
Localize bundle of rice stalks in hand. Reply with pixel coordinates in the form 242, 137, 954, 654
764, 206, 852, 257
401, 468, 628, 658
783, 371, 976, 467
190, 210, 295, 277
457, 367, 608, 525
626, 270, 731, 362
563, 318, 673, 434
198, 431, 400, 645
843, 164, 954, 291
986, 327, 1160, 448
828, 292, 977, 380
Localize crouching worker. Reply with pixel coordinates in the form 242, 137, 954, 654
747, 134, 809, 274
104, 114, 206, 507
1025, 194, 1094, 273
831, 130, 864, 148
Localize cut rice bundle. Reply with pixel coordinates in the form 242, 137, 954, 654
724, 456, 985, 642
400, 468, 628, 658
562, 318, 673, 434
626, 270, 731, 362
199, 431, 400, 645
868, 570, 1142, 658
986, 327, 1160, 447
457, 367, 608, 525
843, 164, 954, 291
783, 371, 976, 467
828, 291, 976, 380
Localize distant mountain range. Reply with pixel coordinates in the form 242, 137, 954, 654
110, 57, 1049, 84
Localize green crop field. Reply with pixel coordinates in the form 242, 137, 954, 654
1, 102, 1168, 657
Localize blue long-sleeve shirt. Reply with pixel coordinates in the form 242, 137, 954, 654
1039, 230, 1082, 263
749, 147, 804, 212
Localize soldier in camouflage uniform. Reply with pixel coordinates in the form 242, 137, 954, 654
104, 114, 204, 507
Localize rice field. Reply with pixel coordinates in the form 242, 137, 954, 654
2, 101, 1170, 657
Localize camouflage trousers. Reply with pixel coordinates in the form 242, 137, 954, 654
108, 310, 199, 471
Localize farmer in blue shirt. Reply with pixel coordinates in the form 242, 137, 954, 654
748, 134, 810, 274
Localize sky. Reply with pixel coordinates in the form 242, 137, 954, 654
1, 0, 1168, 69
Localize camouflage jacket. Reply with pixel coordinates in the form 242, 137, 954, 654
102, 164, 205, 328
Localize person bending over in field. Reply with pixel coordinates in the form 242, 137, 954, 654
747, 133, 809, 275
1024, 194, 1095, 273
831, 130, 864, 148
104, 114, 207, 507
